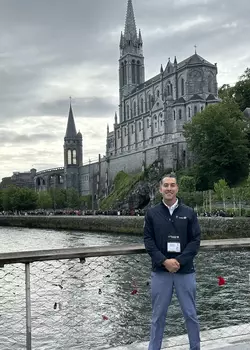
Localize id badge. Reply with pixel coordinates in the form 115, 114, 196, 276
167, 242, 181, 253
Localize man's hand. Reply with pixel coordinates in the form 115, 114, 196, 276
163, 259, 180, 273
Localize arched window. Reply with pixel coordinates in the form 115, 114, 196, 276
167, 85, 170, 96
208, 76, 213, 93
118, 130, 120, 139
67, 149, 72, 165
179, 109, 182, 119
124, 104, 126, 121
148, 94, 151, 110
181, 78, 185, 96
201, 106, 204, 112
170, 83, 173, 96
137, 61, 141, 84
124, 61, 127, 85
141, 98, 144, 113
147, 119, 150, 128
131, 125, 134, 134
133, 101, 137, 116
139, 121, 142, 131
159, 114, 163, 127
157, 90, 160, 98
188, 107, 191, 118
132, 60, 136, 84
194, 106, 197, 114
120, 62, 124, 87
72, 149, 77, 165
126, 105, 130, 119
173, 111, 176, 120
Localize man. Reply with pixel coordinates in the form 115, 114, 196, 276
144, 174, 201, 350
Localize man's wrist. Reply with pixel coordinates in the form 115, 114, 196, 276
162, 259, 168, 266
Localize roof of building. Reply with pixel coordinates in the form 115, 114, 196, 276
178, 53, 215, 70
189, 94, 204, 101
206, 94, 217, 101
65, 104, 77, 138
173, 97, 186, 105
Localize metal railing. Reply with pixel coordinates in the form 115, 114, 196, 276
36, 167, 64, 176
0, 240, 249, 350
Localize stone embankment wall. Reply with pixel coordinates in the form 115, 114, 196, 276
0, 216, 250, 239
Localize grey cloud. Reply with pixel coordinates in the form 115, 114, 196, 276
0, 131, 55, 144
36, 97, 116, 118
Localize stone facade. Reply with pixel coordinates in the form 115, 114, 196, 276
0, 168, 37, 189
35, 0, 220, 204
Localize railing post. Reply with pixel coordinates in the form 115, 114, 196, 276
25, 263, 32, 350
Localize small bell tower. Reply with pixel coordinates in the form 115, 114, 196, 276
64, 99, 83, 192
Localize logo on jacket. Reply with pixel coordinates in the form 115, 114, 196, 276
176, 216, 187, 219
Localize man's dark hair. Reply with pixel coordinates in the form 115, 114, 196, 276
159, 173, 177, 185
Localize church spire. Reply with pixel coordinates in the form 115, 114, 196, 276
120, 0, 143, 57
124, 0, 137, 41
65, 101, 77, 138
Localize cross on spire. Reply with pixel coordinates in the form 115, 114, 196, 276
194, 45, 197, 54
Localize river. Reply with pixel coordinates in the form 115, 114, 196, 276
0, 227, 249, 350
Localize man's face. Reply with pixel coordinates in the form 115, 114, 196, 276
159, 177, 178, 202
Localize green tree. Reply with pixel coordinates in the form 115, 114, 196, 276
179, 175, 196, 192
2, 186, 20, 211
50, 189, 66, 209
214, 179, 230, 210
37, 191, 53, 209
2, 186, 37, 211
218, 84, 234, 102
80, 195, 92, 210
184, 101, 249, 190
18, 188, 38, 211
232, 68, 250, 112
65, 188, 80, 209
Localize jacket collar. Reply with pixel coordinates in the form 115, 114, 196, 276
162, 198, 178, 211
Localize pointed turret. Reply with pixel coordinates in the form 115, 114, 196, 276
174, 56, 177, 66
119, 31, 124, 49
65, 103, 77, 138
124, 0, 137, 41
160, 64, 164, 74
114, 112, 118, 125
138, 29, 143, 45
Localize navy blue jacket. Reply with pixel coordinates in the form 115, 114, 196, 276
144, 201, 201, 274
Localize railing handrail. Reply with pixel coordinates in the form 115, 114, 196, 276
0, 239, 250, 266
36, 167, 64, 175
0, 245, 146, 266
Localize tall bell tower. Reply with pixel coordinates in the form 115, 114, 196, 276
119, 0, 145, 122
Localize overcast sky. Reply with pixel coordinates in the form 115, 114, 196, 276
0, 0, 249, 181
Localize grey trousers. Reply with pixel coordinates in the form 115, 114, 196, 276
148, 271, 200, 350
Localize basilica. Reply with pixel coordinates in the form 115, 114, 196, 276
34, 0, 219, 199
